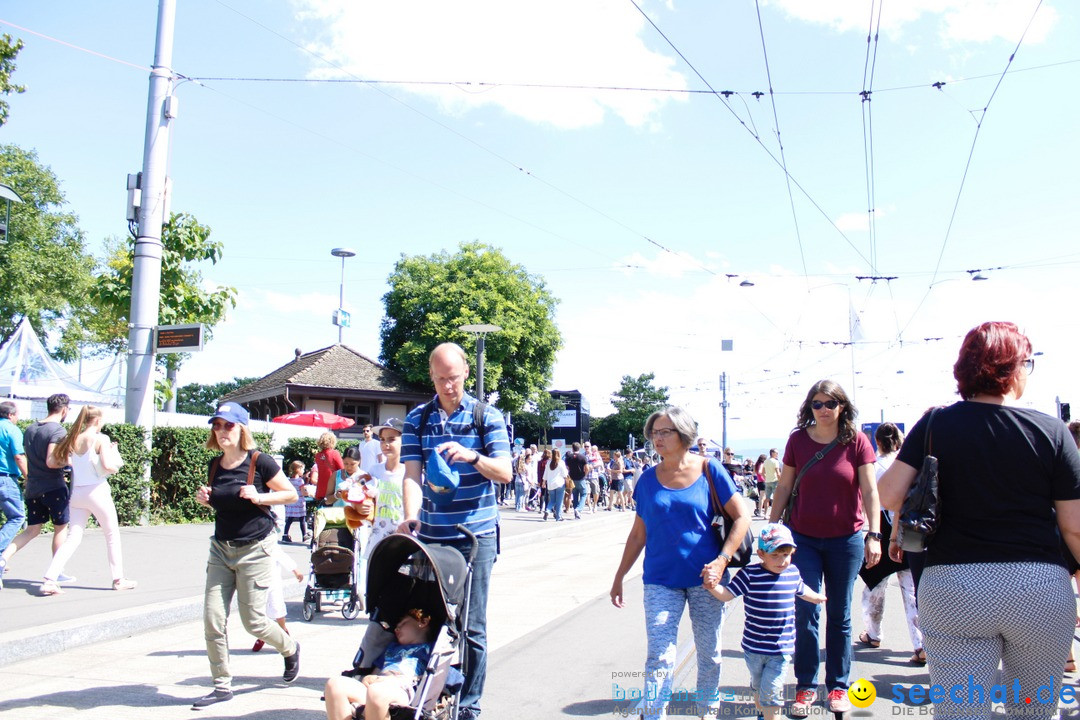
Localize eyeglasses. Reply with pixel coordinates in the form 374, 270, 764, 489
433, 373, 465, 388
811, 400, 840, 411
650, 428, 678, 440
1023, 358, 1035, 374
211, 421, 236, 432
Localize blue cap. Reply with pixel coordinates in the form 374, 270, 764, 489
209, 403, 250, 426
425, 449, 460, 505
759, 523, 797, 553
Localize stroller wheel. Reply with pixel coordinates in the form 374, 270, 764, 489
303, 600, 315, 622
342, 599, 361, 620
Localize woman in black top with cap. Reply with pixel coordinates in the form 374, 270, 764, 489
191, 403, 300, 709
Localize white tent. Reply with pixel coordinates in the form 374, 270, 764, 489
0, 318, 118, 404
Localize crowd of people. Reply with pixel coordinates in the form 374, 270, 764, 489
4, 323, 1080, 720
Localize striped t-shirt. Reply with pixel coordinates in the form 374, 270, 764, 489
724, 564, 806, 655
401, 393, 511, 542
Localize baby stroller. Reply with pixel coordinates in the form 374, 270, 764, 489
347, 526, 478, 720
303, 524, 363, 621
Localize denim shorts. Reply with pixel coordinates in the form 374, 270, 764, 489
26, 486, 71, 526
744, 650, 790, 707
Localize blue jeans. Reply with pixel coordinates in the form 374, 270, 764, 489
790, 529, 864, 692
433, 533, 497, 719
513, 479, 525, 511
546, 487, 565, 520
744, 651, 790, 707
0, 475, 26, 554
573, 479, 591, 511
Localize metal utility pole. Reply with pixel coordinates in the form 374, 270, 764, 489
458, 324, 502, 401
720, 372, 729, 450
125, 0, 177, 426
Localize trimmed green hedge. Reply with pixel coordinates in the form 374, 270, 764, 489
0, 421, 312, 527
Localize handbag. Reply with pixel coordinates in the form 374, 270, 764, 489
91, 438, 124, 478
564, 476, 576, 492
897, 408, 941, 552
703, 460, 753, 567
779, 437, 840, 526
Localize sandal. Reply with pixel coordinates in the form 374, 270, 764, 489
858, 631, 881, 648
910, 649, 928, 665
1066, 659, 1076, 674
40, 579, 64, 596
113, 578, 137, 591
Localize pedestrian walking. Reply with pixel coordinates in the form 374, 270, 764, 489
879, 322, 1080, 720
610, 406, 751, 720
192, 403, 301, 708
0, 401, 28, 590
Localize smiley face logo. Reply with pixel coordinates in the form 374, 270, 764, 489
848, 678, 877, 708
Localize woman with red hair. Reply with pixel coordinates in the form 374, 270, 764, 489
880, 321, 1080, 720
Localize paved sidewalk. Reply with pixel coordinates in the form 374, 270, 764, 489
0, 503, 628, 666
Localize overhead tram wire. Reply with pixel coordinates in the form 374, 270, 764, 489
753, 0, 810, 287
626, 0, 873, 274
896, 0, 1046, 342
209, 0, 717, 277
859, 0, 885, 274
190, 57, 1080, 98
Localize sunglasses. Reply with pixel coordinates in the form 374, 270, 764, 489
811, 400, 840, 411
211, 421, 236, 431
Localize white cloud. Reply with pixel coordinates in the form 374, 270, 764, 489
294, 0, 688, 129
762, 0, 1057, 44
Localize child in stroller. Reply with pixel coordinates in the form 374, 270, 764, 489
325, 608, 436, 720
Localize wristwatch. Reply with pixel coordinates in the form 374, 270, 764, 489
717, 551, 732, 562
865, 531, 883, 542
467, 452, 481, 466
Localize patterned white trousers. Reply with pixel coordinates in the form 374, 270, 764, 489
920, 561, 1075, 720
861, 569, 923, 651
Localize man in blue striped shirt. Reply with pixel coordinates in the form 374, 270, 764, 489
399, 342, 512, 720
708, 524, 826, 720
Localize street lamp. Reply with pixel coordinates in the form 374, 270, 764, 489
458, 323, 502, 401
331, 247, 356, 344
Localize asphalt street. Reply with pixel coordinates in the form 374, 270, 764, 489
1, 502, 1078, 719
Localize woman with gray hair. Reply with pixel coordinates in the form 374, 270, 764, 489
610, 406, 751, 720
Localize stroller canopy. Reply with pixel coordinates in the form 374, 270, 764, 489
366, 533, 469, 627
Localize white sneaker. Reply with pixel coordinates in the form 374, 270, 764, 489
57, 572, 76, 584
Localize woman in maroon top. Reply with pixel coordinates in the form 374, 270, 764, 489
768, 379, 880, 716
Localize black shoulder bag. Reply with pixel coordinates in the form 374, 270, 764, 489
704, 460, 753, 567
779, 437, 841, 526
897, 409, 940, 553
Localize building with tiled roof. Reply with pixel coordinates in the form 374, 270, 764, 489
220, 344, 431, 432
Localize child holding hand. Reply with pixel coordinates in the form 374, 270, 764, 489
707, 524, 826, 720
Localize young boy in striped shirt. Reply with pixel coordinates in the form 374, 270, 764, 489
706, 524, 826, 720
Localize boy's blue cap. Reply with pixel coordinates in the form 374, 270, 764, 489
759, 523, 797, 553
425, 450, 460, 505
209, 403, 249, 426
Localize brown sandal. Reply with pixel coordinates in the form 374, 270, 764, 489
858, 631, 881, 648
910, 649, 928, 665
1066, 659, 1076, 674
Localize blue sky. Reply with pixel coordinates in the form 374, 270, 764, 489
2, 0, 1078, 448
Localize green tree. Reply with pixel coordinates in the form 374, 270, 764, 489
380, 241, 561, 415
176, 377, 258, 416
0, 35, 26, 127
593, 373, 670, 449
88, 212, 237, 404
0, 144, 95, 356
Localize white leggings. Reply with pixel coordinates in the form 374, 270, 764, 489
45, 482, 125, 582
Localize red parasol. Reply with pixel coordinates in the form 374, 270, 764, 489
271, 410, 356, 430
